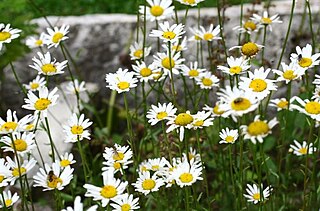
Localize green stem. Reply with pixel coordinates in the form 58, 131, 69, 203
9, 61, 27, 96
0, 189, 8, 211
107, 90, 117, 136
228, 145, 237, 209
168, 42, 177, 105
261, 25, 267, 65
123, 94, 136, 165
24, 175, 35, 211
44, 117, 56, 162
76, 139, 90, 183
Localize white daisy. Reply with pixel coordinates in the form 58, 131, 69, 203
106, 68, 138, 93
239, 67, 277, 100
289, 140, 316, 156
171, 158, 203, 187
290, 97, 320, 121
219, 127, 239, 144
25, 33, 46, 49
0, 109, 33, 134
7, 156, 37, 185
311, 85, 320, 101
243, 183, 272, 204
313, 74, 320, 85
146, 102, 177, 126
176, 0, 205, 6
181, 61, 206, 79
251, 11, 282, 31
191, 110, 214, 129
57, 152, 76, 168
217, 56, 251, 76
166, 111, 194, 141
63, 113, 93, 143
290, 44, 320, 69
203, 102, 225, 117
139, 0, 174, 22
272, 62, 305, 83
43, 24, 70, 48
188, 27, 202, 42
110, 193, 140, 211
145, 157, 169, 174
65, 79, 87, 95
33, 162, 74, 191
229, 42, 263, 58
29, 52, 68, 76
232, 20, 260, 34
84, 169, 128, 207
132, 171, 165, 195
132, 61, 157, 82
150, 21, 185, 43
129, 42, 152, 60
195, 71, 220, 89
0, 158, 12, 187
240, 115, 278, 144
269, 98, 289, 111
197, 24, 221, 42
167, 36, 188, 52
1, 132, 36, 155
152, 50, 185, 77
0, 23, 21, 50
62, 196, 98, 211
24, 75, 46, 92
0, 190, 19, 209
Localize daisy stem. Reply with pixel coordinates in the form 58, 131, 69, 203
142, 0, 147, 60
156, 20, 160, 51
261, 25, 267, 65
238, 0, 244, 46
216, 0, 228, 60
135, 0, 140, 42
162, 121, 172, 163
9, 61, 27, 96
200, 41, 204, 67
54, 189, 62, 210
228, 145, 237, 209
185, 187, 190, 211
306, 0, 316, 54
142, 81, 147, 124
76, 138, 89, 183
107, 90, 117, 136
24, 175, 35, 211
168, 42, 177, 106
0, 189, 8, 211
183, 7, 189, 25
33, 115, 46, 167
207, 41, 214, 72
123, 94, 136, 165
44, 117, 56, 162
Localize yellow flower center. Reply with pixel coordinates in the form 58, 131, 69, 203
5, 199, 12, 207
203, 33, 213, 41
60, 159, 71, 167
153, 71, 162, 80
298, 147, 308, 155
179, 173, 193, 183
52, 32, 64, 43
298, 57, 312, 68
47, 174, 63, 189
213, 105, 224, 115
193, 120, 204, 127
34, 98, 51, 110
261, 17, 272, 24
133, 49, 143, 58
114, 162, 121, 169
253, 193, 261, 201
140, 67, 152, 77
41, 64, 57, 74
12, 139, 28, 152
113, 152, 125, 161
162, 31, 176, 40
305, 101, 320, 114
174, 113, 194, 126
35, 39, 43, 46
241, 42, 259, 57
117, 81, 130, 90
152, 165, 159, 171
183, 0, 196, 4
172, 45, 182, 51
283, 70, 297, 80
142, 179, 156, 190
202, 78, 213, 87
100, 185, 117, 198
1, 122, 18, 132
231, 98, 251, 111
25, 124, 35, 131
229, 66, 242, 74
0, 31, 11, 41
194, 35, 202, 40
0, 175, 4, 183
156, 111, 168, 120
150, 5, 164, 17
188, 69, 199, 77
225, 136, 234, 143
141, 166, 148, 172
188, 153, 195, 161
249, 79, 267, 92
247, 121, 269, 136
161, 57, 175, 69
121, 204, 131, 211
71, 125, 84, 135
30, 82, 39, 90
12, 167, 26, 177
244, 21, 257, 31
277, 100, 288, 109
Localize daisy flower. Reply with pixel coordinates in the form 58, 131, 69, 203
240, 115, 278, 144
129, 42, 152, 60
232, 20, 260, 34
102, 144, 133, 174
203, 102, 225, 117
146, 102, 177, 125
33, 162, 74, 191
272, 62, 305, 83
197, 24, 221, 41
1, 132, 36, 155
290, 44, 320, 69
65, 79, 87, 95
57, 152, 76, 168
0, 23, 21, 50
289, 140, 316, 156
110, 193, 140, 211
195, 71, 220, 89
168, 36, 188, 52
22, 87, 59, 117
106, 68, 138, 93
0, 158, 12, 187
188, 27, 202, 42
43, 24, 70, 48
29, 52, 68, 76
0, 190, 19, 209
145, 157, 169, 174
84, 169, 128, 207
25, 33, 46, 49
290, 97, 320, 121
217, 86, 260, 121
251, 11, 282, 31
312, 86, 320, 101
0, 109, 33, 134
24, 75, 46, 92
139, 0, 174, 22
62, 196, 98, 211
138, 160, 149, 173
132, 61, 157, 82
63, 113, 93, 143
217, 56, 250, 76
313, 74, 320, 85
219, 127, 239, 144
229, 42, 263, 58
269, 98, 290, 111
132, 171, 165, 195
152, 50, 185, 77
176, 0, 205, 7
238, 67, 277, 100
171, 158, 203, 188
181, 61, 206, 79
166, 111, 194, 141
243, 184, 272, 204
191, 110, 214, 129
150, 21, 185, 43
7, 156, 37, 185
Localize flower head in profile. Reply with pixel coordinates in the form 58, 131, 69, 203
233, 20, 260, 34
290, 44, 320, 69
0, 190, 19, 209
26, 33, 46, 49
110, 193, 140, 211
0, 109, 33, 134
166, 111, 194, 141
132, 171, 165, 195
43, 24, 69, 48
29, 52, 68, 76
197, 24, 221, 41
195, 72, 220, 89
251, 11, 282, 31
290, 97, 320, 121
1, 132, 36, 155
129, 42, 152, 60
289, 140, 316, 156
312, 86, 320, 101
65, 79, 87, 95
230, 42, 263, 58
181, 61, 206, 79
203, 102, 225, 117
188, 27, 202, 42
146, 102, 177, 125
0, 23, 21, 51
62, 196, 98, 211
217, 56, 250, 76
7, 156, 37, 185
150, 21, 185, 43
176, 0, 205, 6
24, 75, 46, 92
219, 127, 239, 144
243, 183, 272, 204
139, 0, 174, 22
273, 62, 305, 83
63, 113, 93, 143
106, 68, 138, 93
